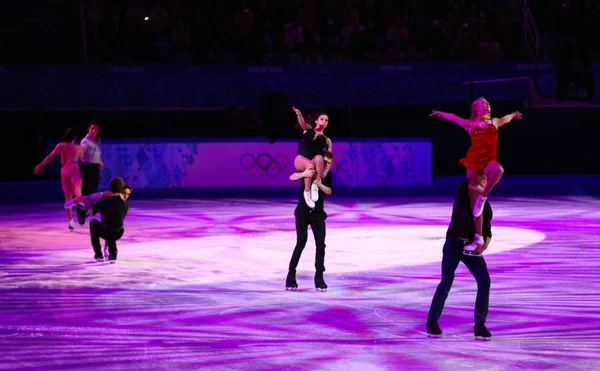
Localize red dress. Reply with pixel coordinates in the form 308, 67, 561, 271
459, 123, 498, 174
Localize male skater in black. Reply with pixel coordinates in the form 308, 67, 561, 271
427, 176, 493, 340
286, 150, 334, 291
90, 177, 128, 263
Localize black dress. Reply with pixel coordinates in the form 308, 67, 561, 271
297, 129, 328, 159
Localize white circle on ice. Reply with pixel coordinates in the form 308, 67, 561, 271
113, 225, 544, 286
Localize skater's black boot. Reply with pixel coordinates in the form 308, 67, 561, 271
474, 322, 491, 341
426, 321, 442, 338
314, 271, 327, 292
285, 271, 298, 291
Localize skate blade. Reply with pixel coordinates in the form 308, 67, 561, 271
285, 287, 298, 291
463, 251, 483, 257
475, 336, 491, 341
427, 333, 442, 339
315, 288, 327, 292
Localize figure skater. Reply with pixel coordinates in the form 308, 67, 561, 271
65, 184, 132, 220
286, 150, 334, 292
291, 107, 332, 208
89, 177, 129, 263
429, 97, 522, 252
34, 128, 83, 231
426, 176, 493, 340
77, 121, 104, 226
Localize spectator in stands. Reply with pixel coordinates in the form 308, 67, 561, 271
82, 0, 529, 64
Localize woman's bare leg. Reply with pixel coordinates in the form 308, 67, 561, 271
73, 176, 83, 198
294, 155, 315, 192
473, 161, 504, 217
64, 194, 73, 221
469, 189, 484, 237
313, 155, 324, 180
309, 155, 325, 202
465, 169, 485, 253
466, 169, 484, 236
481, 161, 504, 198
293, 155, 316, 207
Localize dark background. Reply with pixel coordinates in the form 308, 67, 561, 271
0, 0, 597, 182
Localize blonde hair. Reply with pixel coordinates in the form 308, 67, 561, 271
469, 97, 491, 122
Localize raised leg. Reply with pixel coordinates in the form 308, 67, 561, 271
294, 155, 315, 192
310, 155, 324, 202
481, 161, 504, 198
465, 169, 485, 251
313, 155, 324, 180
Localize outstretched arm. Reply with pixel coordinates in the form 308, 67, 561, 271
34, 144, 61, 174
475, 237, 491, 254
292, 107, 312, 131
429, 110, 471, 131
494, 111, 523, 128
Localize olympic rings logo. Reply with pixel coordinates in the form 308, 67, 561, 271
240, 153, 290, 177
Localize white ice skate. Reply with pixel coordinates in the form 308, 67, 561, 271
473, 194, 487, 217
310, 182, 319, 202
103, 242, 110, 261
303, 190, 315, 208
463, 234, 484, 257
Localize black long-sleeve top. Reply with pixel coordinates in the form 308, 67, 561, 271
296, 171, 333, 214
92, 194, 128, 231
446, 178, 493, 240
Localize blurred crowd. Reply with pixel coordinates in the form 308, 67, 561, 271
530, 0, 598, 101
84, 0, 529, 63
530, 0, 599, 60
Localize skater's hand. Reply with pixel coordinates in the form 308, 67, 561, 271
99, 161, 105, 169
429, 110, 442, 117
292, 106, 302, 116
474, 245, 487, 254
302, 169, 315, 178
33, 165, 42, 175
474, 239, 490, 254
313, 177, 322, 185
512, 111, 523, 120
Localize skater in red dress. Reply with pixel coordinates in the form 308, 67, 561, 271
430, 97, 522, 252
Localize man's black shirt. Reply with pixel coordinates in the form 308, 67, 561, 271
296, 171, 333, 214
93, 195, 128, 231
446, 178, 492, 240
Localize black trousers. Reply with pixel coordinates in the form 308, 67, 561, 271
90, 219, 124, 260
288, 209, 327, 273
77, 162, 100, 224
427, 237, 491, 324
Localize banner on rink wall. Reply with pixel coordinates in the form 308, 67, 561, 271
98, 139, 432, 189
